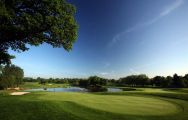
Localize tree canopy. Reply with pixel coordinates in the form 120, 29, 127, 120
120, 74, 149, 87
0, 0, 78, 65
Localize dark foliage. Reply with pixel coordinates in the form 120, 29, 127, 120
0, 0, 78, 65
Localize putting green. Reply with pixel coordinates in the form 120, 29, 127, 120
39, 92, 182, 116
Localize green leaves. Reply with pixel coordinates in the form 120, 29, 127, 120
0, 64, 24, 88
0, 0, 78, 65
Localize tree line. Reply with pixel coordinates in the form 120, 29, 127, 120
118, 74, 188, 88
1, 63, 187, 90
24, 73, 188, 88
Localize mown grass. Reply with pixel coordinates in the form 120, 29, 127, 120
0, 88, 188, 120
38, 92, 181, 115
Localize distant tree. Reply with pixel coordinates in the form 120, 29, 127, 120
172, 74, 186, 88
152, 76, 165, 87
23, 77, 36, 82
184, 74, 188, 80
136, 74, 149, 87
47, 78, 53, 83
88, 76, 101, 86
0, 0, 78, 65
63, 79, 68, 84
120, 74, 149, 87
100, 78, 108, 86
68, 78, 79, 86
179, 77, 187, 88
109, 79, 116, 83
184, 74, 188, 87
164, 76, 173, 87
120, 75, 136, 86
38, 77, 46, 85
172, 74, 179, 87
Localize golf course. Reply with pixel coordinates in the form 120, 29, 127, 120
1, 0, 188, 120
0, 88, 188, 120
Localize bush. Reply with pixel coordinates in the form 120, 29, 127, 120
88, 85, 107, 92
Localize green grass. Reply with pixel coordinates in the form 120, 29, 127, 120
101, 88, 188, 100
38, 92, 182, 115
0, 88, 188, 120
163, 88, 188, 93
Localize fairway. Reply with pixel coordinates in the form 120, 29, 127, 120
38, 92, 182, 115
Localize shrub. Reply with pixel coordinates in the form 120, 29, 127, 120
88, 85, 107, 92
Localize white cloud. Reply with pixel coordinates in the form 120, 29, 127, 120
100, 72, 109, 75
109, 0, 184, 46
160, 0, 184, 16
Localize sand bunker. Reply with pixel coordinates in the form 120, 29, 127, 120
10, 92, 30, 96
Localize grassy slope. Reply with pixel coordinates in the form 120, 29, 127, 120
0, 88, 188, 120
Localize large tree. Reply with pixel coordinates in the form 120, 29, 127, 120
0, 65, 24, 89
0, 0, 78, 65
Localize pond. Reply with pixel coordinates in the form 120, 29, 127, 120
26, 87, 122, 92
107, 88, 122, 92
26, 87, 87, 92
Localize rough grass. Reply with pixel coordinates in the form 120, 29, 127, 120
0, 88, 188, 120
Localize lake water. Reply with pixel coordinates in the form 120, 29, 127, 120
107, 88, 122, 92
26, 87, 87, 92
26, 87, 122, 92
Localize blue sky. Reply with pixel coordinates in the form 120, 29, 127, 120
9, 0, 188, 79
